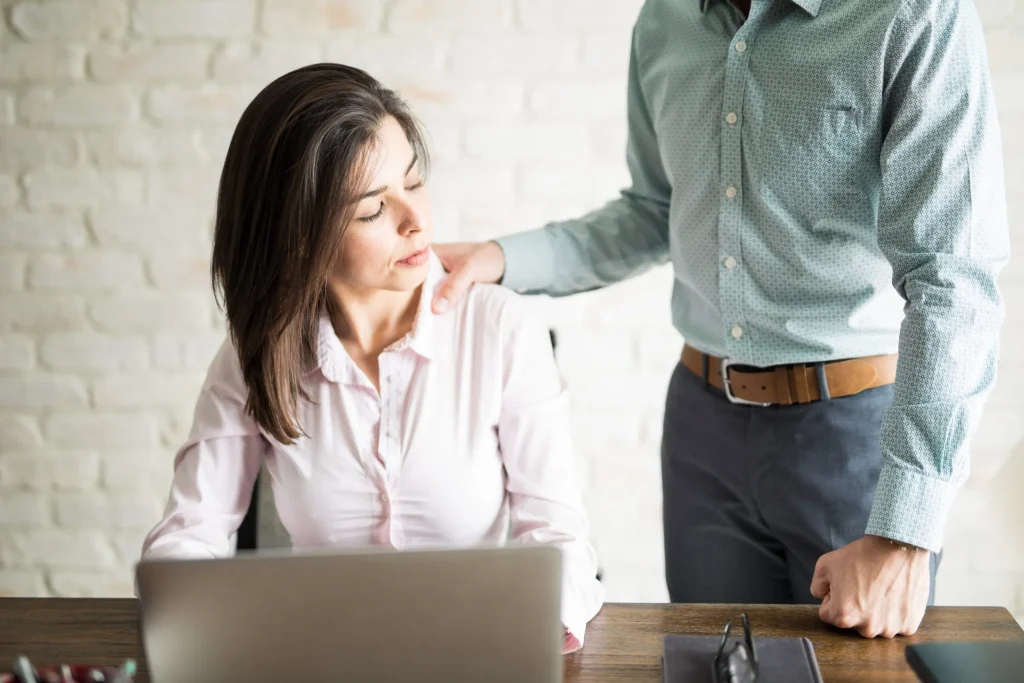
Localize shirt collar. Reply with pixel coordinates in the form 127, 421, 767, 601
790, 0, 822, 17
314, 252, 442, 385
699, 0, 822, 18
398, 253, 440, 361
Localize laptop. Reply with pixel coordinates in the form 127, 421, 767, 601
136, 545, 564, 683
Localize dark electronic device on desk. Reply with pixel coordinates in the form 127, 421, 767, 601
906, 641, 1024, 683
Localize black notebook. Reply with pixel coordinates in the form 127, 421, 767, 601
662, 634, 824, 683
905, 641, 1024, 683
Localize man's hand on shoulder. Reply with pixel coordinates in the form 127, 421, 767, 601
431, 241, 507, 314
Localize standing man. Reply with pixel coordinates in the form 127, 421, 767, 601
431, 0, 1009, 638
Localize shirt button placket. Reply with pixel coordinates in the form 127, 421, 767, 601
381, 354, 403, 492
718, 25, 754, 356
386, 485, 404, 549
378, 355, 392, 470
376, 490, 392, 545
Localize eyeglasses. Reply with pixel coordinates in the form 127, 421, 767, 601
712, 613, 759, 683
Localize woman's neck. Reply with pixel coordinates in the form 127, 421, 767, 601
327, 284, 422, 360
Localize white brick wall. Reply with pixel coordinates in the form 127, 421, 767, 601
88, 43, 212, 82
8, 0, 127, 41
131, 1, 258, 39
0, 0, 1020, 623
19, 85, 138, 126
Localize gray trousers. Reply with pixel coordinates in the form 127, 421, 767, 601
661, 361, 939, 604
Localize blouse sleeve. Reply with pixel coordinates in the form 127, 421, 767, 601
495, 295, 606, 653
140, 339, 267, 567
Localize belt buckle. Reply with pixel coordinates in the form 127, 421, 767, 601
720, 358, 772, 407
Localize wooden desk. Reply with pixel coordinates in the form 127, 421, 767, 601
568, 603, 1023, 681
1, 599, 1021, 682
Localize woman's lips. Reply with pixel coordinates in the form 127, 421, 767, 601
397, 247, 430, 267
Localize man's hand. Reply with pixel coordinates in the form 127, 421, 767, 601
810, 534, 931, 638
430, 241, 506, 314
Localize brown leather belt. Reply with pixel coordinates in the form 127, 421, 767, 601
681, 345, 897, 406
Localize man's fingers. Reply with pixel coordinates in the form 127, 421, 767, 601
817, 592, 832, 623
430, 241, 506, 314
857, 619, 884, 638
431, 280, 454, 314
431, 266, 473, 315
431, 243, 460, 271
900, 620, 921, 637
901, 608, 925, 636
819, 592, 863, 631
809, 556, 830, 599
829, 608, 861, 631
809, 573, 829, 600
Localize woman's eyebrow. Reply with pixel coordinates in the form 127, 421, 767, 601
358, 154, 419, 200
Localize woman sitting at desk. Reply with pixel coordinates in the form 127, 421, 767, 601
139, 63, 604, 652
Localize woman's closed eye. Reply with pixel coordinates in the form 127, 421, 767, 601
358, 201, 385, 223
356, 181, 425, 223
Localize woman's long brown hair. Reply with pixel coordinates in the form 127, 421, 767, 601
211, 63, 429, 443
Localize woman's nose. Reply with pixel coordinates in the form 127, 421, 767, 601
397, 202, 425, 235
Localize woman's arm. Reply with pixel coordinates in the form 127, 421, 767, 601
495, 294, 606, 653
140, 340, 267, 564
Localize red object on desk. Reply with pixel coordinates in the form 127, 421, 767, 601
1, 661, 135, 683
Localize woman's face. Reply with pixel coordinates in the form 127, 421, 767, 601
333, 116, 433, 294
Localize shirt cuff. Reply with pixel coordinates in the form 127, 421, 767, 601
559, 570, 605, 654
494, 231, 555, 294
864, 460, 959, 553
562, 627, 583, 654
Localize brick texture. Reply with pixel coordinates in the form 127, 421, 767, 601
0, 127, 80, 171
88, 43, 211, 82
0, 44, 85, 82
9, 0, 127, 41
0, 450, 100, 490
19, 86, 137, 126
0, 0, 1019, 620
0, 254, 25, 290
131, 1, 258, 39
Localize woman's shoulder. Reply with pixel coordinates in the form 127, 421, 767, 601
424, 254, 546, 351
200, 334, 249, 401
452, 284, 555, 359
460, 282, 536, 333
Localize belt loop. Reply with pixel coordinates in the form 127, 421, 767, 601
815, 363, 831, 401
701, 353, 709, 385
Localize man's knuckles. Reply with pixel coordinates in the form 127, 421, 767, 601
827, 606, 862, 630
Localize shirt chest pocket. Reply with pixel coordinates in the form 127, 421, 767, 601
746, 104, 869, 222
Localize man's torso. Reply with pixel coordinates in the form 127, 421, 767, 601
635, 0, 910, 364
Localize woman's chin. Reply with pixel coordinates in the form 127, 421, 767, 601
384, 267, 429, 292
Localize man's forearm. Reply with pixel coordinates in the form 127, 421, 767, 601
866, 252, 1006, 553
497, 189, 670, 297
